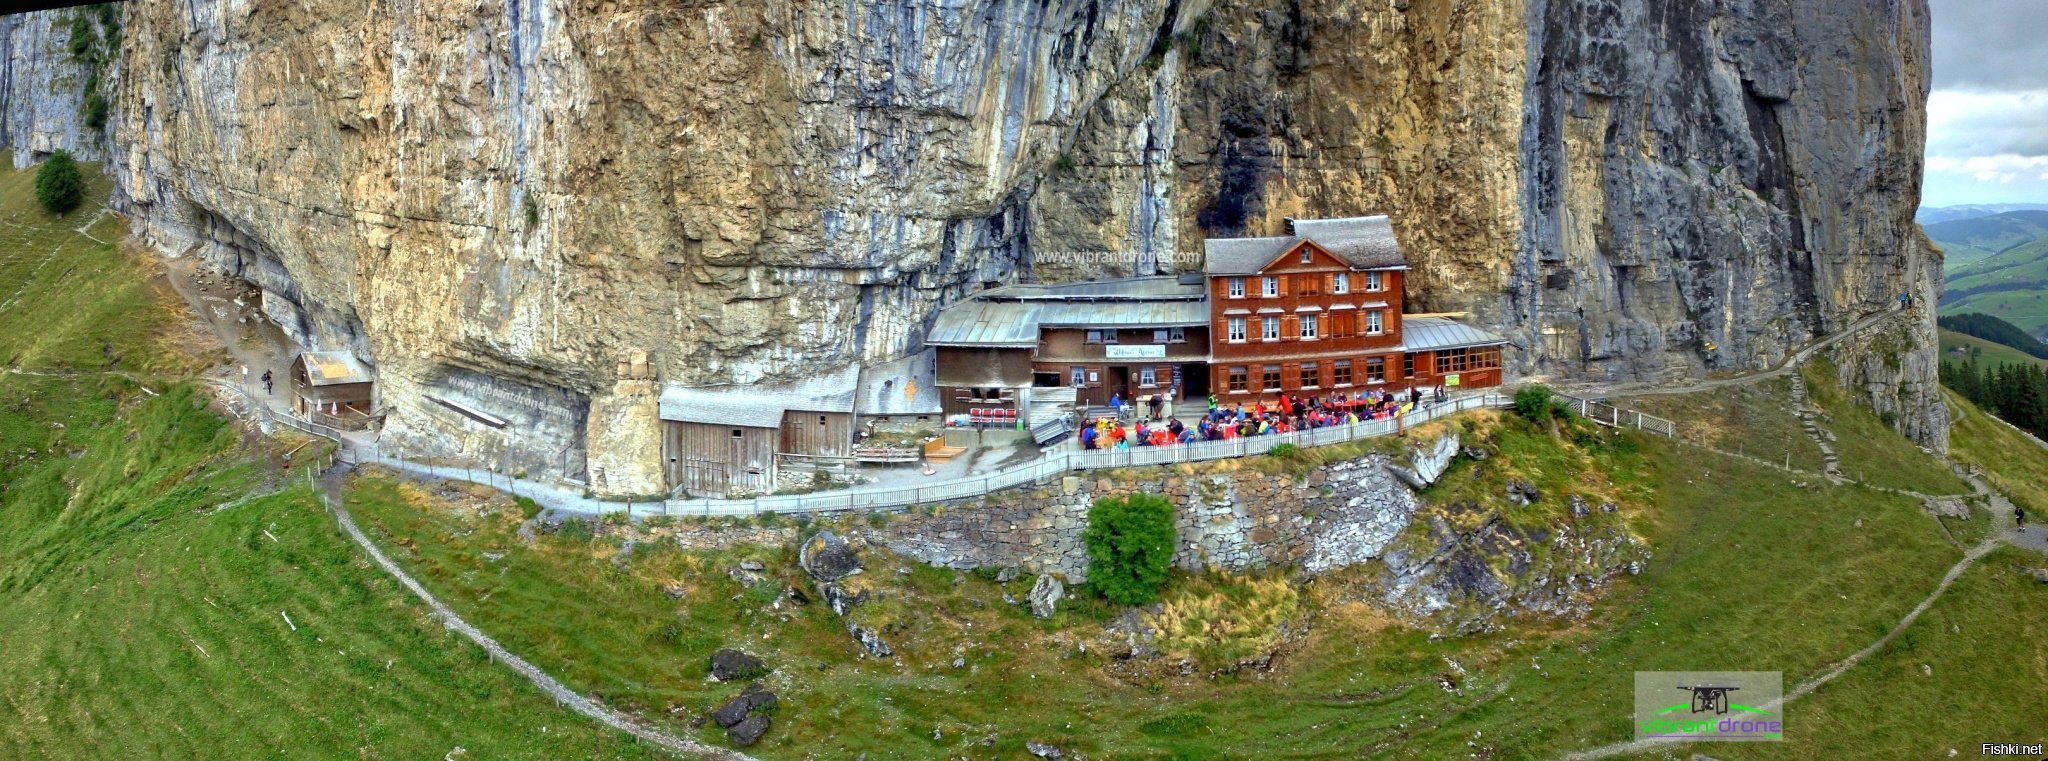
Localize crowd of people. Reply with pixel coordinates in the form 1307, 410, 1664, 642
1077, 386, 1445, 450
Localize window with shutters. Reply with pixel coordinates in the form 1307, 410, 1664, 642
1228, 318, 1246, 342
1366, 310, 1384, 334
1228, 277, 1245, 298
1300, 362, 1319, 388
1261, 365, 1282, 390
1261, 276, 1279, 297
1332, 272, 1349, 294
1333, 360, 1353, 386
1262, 316, 1280, 341
1228, 366, 1249, 392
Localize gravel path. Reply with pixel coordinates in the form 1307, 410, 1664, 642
311, 468, 755, 761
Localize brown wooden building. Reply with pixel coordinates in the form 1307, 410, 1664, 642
926, 277, 1212, 411
657, 366, 858, 496
1202, 215, 1505, 401
290, 351, 375, 417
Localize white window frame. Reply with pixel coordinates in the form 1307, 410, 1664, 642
1102, 330, 1118, 344
1366, 310, 1384, 335
1139, 367, 1157, 387
1071, 367, 1086, 387
1366, 271, 1384, 292
1300, 248, 1313, 264
1153, 329, 1170, 344
1300, 314, 1319, 340
1261, 276, 1279, 298
1261, 316, 1280, 341
1086, 329, 1103, 344
1227, 317, 1246, 342
1333, 272, 1349, 294
1228, 277, 1245, 298
1169, 327, 1186, 343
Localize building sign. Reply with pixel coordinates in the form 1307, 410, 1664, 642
1445, 373, 1461, 387
1105, 345, 1167, 359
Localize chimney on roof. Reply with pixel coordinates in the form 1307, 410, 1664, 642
1283, 216, 1298, 236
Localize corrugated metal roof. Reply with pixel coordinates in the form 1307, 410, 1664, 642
856, 350, 942, 416
1203, 215, 1408, 274
1403, 316, 1509, 352
927, 277, 1210, 347
659, 365, 859, 427
298, 351, 373, 386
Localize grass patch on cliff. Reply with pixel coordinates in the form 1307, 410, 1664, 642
1800, 358, 1970, 494
1617, 376, 1828, 472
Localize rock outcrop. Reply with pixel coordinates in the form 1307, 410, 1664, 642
0, 0, 1944, 488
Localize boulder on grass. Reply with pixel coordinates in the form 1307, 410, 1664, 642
709, 648, 767, 681
1028, 574, 1064, 619
727, 713, 771, 746
799, 530, 862, 582
711, 682, 777, 728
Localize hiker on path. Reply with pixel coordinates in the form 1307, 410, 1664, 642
2019, 505, 2027, 533
261, 370, 273, 395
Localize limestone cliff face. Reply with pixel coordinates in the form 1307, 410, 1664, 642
0, 10, 106, 167
0, 0, 1941, 481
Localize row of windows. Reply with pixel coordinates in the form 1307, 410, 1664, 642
1225, 272, 1384, 299
1225, 357, 1389, 392
1225, 311, 1385, 342
1070, 365, 1175, 387
1085, 328, 1186, 344
1434, 346, 1504, 374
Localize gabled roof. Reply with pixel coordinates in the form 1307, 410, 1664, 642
659, 365, 859, 427
296, 351, 374, 386
1203, 215, 1407, 274
1403, 316, 1509, 352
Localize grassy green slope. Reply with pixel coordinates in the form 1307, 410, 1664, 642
1939, 327, 2048, 370
347, 404, 1989, 758
0, 158, 656, 759
1924, 209, 2048, 254
1933, 240, 1998, 269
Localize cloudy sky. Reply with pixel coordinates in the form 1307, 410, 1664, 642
1923, 0, 2048, 207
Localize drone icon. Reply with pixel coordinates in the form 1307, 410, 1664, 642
1676, 684, 1741, 715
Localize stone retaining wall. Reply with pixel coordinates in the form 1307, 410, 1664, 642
873, 448, 1426, 583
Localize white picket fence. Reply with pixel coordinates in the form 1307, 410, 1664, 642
1554, 393, 1678, 437
657, 393, 1512, 516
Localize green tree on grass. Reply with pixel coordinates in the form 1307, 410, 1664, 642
1084, 493, 1177, 605
36, 149, 86, 216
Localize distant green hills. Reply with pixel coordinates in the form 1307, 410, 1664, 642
1931, 209, 2048, 338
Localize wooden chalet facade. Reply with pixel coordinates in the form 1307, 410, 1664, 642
925, 277, 1211, 411
1202, 215, 1504, 401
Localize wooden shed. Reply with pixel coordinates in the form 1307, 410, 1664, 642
658, 366, 859, 496
290, 351, 375, 417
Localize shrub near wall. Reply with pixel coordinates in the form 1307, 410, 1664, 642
1083, 493, 1176, 605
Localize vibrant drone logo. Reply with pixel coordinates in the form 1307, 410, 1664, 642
1634, 672, 1783, 742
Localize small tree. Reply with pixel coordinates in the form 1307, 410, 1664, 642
35, 149, 85, 216
1083, 493, 1176, 605
1513, 384, 1558, 422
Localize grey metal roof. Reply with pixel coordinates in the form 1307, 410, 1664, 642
927, 277, 1210, 347
1201, 236, 1298, 276
1292, 215, 1407, 269
1403, 316, 1509, 352
659, 365, 859, 427
297, 351, 373, 386
1203, 215, 1408, 274
856, 349, 942, 416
